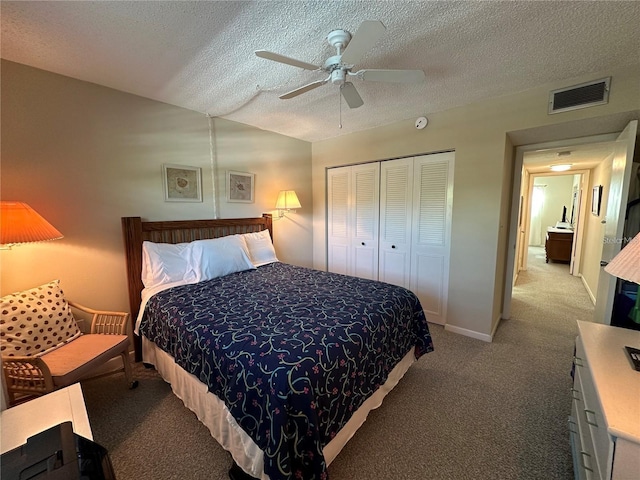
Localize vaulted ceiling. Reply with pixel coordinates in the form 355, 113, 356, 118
2, 1, 639, 143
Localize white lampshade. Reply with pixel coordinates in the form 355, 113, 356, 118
275, 191, 301, 210
605, 232, 640, 284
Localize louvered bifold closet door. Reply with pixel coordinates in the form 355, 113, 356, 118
410, 152, 454, 325
327, 166, 351, 275
350, 163, 380, 280
379, 158, 414, 288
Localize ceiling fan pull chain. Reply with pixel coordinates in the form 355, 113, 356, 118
339, 85, 342, 129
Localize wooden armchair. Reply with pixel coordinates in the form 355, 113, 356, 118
2, 301, 138, 406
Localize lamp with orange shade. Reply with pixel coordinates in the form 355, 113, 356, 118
0, 202, 63, 249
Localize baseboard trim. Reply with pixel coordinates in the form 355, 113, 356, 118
444, 323, 493, 342
580, 274, 597, 305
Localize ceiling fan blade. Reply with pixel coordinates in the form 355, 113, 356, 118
341, 20, 386, 65
360, 69, 425, 83
255, 50, 319, 71
341, 82, 364, 109
280, 79, 328, 99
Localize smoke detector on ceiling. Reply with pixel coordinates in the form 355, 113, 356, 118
415, 116, 428, 129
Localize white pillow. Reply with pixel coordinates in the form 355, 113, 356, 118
190, 235, 255, 282
142, 241, 196, 288
242, 229, 278, 267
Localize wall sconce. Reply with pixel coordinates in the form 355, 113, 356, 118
275, 190, 301, 218
0, 202, 63, 249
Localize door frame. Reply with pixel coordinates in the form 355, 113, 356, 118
523, 169, 590, 273
503, 133, 619, 320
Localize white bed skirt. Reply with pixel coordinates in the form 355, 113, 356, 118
142, 336, 416, 479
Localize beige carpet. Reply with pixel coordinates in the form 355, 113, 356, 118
82, 250, 592, 479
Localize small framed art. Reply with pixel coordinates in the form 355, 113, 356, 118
163, 164, 202, 202
227, 171, 255, 203
591, 185, 603, 216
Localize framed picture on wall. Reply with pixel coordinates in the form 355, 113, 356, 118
591, 185, 603, 216
227, 171, 255, 203
163, 164, 202, 202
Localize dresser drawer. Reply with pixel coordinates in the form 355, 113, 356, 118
571, 375, 601, 480
570, 401, 600, 480
574, 340, 614, 480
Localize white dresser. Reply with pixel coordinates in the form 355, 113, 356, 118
1, 383, 92, 454
570, 321, 640, 480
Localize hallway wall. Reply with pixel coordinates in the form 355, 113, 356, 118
579, 154, 613, 303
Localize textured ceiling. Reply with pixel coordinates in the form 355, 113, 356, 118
2, 1, 640, 143
523, 141, 617, 174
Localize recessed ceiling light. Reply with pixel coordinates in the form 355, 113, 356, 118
550, 164, 572, 172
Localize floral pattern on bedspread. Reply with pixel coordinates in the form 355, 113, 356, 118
139, 262, 432, 480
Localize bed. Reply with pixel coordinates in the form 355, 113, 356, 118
121, 215, 433, 480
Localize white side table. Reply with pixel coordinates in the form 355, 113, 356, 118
0, 383, 93, 454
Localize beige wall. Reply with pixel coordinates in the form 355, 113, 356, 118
580, 155, 613, 302
312, 66, 640, 340
1, 60, 313, 314
3, 59, 639, 343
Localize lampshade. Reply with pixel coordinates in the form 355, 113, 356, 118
605, 232, 640, 324
275, 191, 301, 210
0, 202, 64, 247
605, 232, 640, 283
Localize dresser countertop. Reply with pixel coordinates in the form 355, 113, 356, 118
577, 320, 640, 444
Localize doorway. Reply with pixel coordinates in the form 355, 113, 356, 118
524, 171, 588, 276
503, 128, 633, 322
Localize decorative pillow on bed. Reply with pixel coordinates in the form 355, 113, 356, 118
190, 235, 255, 282
0, 280, 82, 357
142, 241, 197, 288
242, 229, 278, 267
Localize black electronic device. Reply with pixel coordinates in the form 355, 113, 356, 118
0, 421, 115, 480
626, 346, 640, 372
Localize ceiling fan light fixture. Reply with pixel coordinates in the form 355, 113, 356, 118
331, 69, 346, 85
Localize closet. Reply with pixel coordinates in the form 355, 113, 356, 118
327, 151, 454, 325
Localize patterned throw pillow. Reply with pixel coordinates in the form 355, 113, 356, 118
0, 280, 82, 357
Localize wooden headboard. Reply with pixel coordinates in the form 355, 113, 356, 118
121, 214, 273, 360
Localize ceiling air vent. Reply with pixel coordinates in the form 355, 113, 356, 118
548, 77, 610, 114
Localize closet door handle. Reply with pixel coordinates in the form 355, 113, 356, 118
361, 242, 365, 246
391, 245, 396, 249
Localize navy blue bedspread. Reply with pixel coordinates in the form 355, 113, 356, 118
139, 262, 433, 480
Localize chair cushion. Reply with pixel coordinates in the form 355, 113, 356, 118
41, 334, 130, 387
0, 280, 81, 357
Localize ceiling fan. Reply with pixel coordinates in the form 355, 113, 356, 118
255, 20, 425, 109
